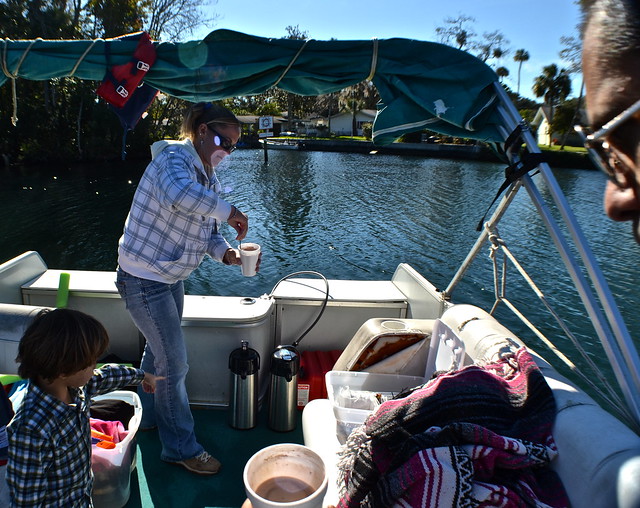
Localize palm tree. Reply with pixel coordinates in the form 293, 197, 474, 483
513, 49, 530, 96
496, 66, 510, 83
532, 64, 572, 121
455, 30, 469, 50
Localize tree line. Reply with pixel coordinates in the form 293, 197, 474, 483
0, 1, 583, 164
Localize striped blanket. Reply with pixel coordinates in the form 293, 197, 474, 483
337, 348, 569, 507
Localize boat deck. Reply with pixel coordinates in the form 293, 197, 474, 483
124, 406, 304, 508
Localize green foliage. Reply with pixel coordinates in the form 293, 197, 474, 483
361, 122, 372, 140
87, 0, 147, 38
513, 49, 530, 95
435, 16, 510, 69
519, 108, 537, 124
0, 0, 209, 164
550, 98, 581, 137
533, 64, 572, 108
256, 102, 281, 116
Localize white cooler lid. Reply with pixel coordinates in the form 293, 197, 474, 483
182, 295, 274, 323
22, 269, 118, 294
271, 279, 406, 302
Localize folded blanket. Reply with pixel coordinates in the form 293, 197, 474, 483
337, 348, 569, 507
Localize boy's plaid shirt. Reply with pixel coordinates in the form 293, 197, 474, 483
7, 365, 144, 507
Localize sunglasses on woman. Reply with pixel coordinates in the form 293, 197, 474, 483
207, 125, 237, 153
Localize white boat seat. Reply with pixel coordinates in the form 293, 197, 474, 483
0, 303, 50, 374
0, 251, 47, 304
440, 304, 640, 508
304, 304, 640, 508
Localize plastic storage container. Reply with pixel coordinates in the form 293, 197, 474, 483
91, 390, 142, 508
325, 371, 425, 443
332, 318, 434, 377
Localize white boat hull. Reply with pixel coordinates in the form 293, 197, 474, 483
259, 139, 300, 150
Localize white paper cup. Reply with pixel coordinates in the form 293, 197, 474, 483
243, 443, 328, 508
239, 243, 261, 277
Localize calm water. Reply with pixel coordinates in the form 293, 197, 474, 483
1, 149, 639, 399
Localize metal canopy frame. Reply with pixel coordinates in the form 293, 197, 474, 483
446, 83, 640, 426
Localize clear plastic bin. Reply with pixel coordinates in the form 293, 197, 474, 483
91, 390, 141, 508
325, 371, 425, 443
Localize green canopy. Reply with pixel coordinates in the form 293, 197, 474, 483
1, 29, 502, 144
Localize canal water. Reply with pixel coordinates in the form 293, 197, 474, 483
1, 149, 638, 402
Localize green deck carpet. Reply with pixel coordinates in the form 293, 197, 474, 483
124, 406, 305, 508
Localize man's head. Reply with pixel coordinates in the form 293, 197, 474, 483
582, 0, 640, 243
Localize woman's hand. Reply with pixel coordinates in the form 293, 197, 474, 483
223, 248, 241, 266
141, 372, 165, 393
223, 248, 262, 273
227, 206, 248, 241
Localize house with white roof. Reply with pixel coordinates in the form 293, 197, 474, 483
327, 109, 376, 136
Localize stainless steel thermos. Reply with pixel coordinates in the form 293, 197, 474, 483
228, 340, 260, 429
268, 345, 300, 432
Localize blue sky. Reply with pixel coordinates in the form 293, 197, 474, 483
193, 0, 583, 101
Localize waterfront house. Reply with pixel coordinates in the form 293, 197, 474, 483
328, 109, 376, 136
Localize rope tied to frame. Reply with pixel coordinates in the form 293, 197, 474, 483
68, 39, 102, 77
484, 223, 637, 429
1, 37, 102, 126
366, 38, 378, 81
272, 38, 312, 88
1, 38, 41, 126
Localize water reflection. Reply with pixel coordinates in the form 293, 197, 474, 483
1, 152, 639, 397
256, 152, 316, 245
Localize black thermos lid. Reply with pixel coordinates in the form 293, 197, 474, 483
229, 341, 260, 378
270, 345, 300, 381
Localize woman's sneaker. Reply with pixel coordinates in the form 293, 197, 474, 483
173, 451, 221, 475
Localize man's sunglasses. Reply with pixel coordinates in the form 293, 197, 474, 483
574, 96, 640, 187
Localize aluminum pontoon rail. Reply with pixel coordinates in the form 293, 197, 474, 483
447, 83, 640, 427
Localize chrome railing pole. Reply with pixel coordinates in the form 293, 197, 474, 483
493, 84, 640, 424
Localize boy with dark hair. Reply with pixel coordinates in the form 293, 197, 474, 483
6, 308, 162, 507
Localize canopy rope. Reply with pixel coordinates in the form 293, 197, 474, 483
1, 37, 102, 126
485, 225, 638, 431
366, 38, 378, 81
272, 38, 311, 88
69, 38, 102, 77
1, 38, 41, 125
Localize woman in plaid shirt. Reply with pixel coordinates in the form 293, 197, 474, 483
7, 308, 162, 507
116, 102, 257, 475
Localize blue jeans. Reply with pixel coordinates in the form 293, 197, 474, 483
115, 269, 203, 462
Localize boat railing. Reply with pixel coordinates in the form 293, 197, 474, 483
446, 82, 640, 429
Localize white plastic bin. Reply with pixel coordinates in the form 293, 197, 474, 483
325, 371, 425, 443
91, 390, 141, 508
